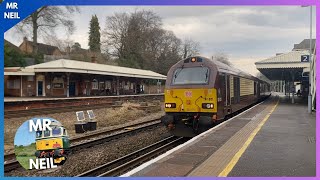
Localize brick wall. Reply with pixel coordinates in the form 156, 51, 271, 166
22, 76, 36, 96
19, 41, 33, 54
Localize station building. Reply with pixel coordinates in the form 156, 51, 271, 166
255, 39, 316, 109
4, 59, 166, 97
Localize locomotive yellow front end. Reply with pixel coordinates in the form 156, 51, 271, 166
161, 56, 219, 137
35, 121, 70, 165
164, 88, 217, 113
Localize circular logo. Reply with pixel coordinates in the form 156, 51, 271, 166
14, 118, 70, 170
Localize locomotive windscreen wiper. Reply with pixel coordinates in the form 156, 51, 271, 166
205, 68, 209, 82
173, 66, 184, 80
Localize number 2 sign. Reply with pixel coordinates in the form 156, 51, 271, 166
301, 55, 310, 62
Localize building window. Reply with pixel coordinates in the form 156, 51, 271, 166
7, 79, 20, 89
105, 81, 111, 89
99, 82, 105, 90
27, 76, 34, 81
122, 81, 130, 90
92, 79, 98, 90
52, 77, 64, 89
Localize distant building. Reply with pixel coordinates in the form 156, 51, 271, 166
292, 39, 316, 52
4, 39, 22, 53
256, 38, 316, 103
4, 39, 34, 66
19, 37, 63, 56
43, 42, 115, 65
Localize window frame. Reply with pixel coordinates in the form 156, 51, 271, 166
171, 67, 210, 86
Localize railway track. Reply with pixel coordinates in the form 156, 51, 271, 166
4, 103, 156, 119
77, 136, 188, 177
5, 103, 113, 119
5, 94, 163, 118
4, 119, 162, 172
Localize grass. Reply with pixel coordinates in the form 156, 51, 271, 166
16, 156, 36, 170
14, 143, 37, 170
14, 143, 36, 156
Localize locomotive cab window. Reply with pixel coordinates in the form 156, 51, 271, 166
52, 127, 62, 136
172, 67, 210, 85
36, 131, 42, 138
63, 129, 68, 136
44, 130, 51, 137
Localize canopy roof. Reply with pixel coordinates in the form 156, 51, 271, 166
255, 50, 310, 81
5, 59, 167, 80
255, 50, 309, 68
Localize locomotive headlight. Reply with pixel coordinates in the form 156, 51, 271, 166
202, 103, 214, 109
165, 103, 176, 108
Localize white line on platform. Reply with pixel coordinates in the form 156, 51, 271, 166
120, 100, 266, 177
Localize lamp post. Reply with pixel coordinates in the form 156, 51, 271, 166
302, 5, 313, 113
308, 6, 312, 113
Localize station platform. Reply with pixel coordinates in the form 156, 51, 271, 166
123, 94, 316, 177
4, 93, 163, 103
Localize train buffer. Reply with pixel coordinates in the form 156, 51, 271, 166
122, 94, 315, 177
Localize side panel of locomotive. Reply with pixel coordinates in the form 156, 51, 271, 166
215, 75, 256, 117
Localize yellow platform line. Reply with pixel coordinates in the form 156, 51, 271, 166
218, 98, 279, 177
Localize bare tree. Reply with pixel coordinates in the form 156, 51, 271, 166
155, 31, 182, 74
212, 52, 233, 66
43, 35, 74, 53
142, 29, 181, 74
15, 6, 79, 55
102, 12, 130, 58
102, 10, 193, 74
103, 10, 163, 69
182, 38, 200, 58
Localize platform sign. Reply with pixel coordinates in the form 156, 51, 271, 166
76, 111, 85, 121
301, 55, 310, 62
87, 110, 95, 120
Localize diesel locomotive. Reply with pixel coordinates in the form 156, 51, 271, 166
35, 121, 70, 164
161, 56, 270, 137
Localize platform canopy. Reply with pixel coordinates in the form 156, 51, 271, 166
255, 50, 310, 81
6, 59, 167, 80
4, 67, 35, 76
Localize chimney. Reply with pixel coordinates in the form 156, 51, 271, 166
23, 36, 28, 42
66, 46, 71, 55
91, 56, 97, 63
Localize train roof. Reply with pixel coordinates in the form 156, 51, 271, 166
191, 56, 267, 83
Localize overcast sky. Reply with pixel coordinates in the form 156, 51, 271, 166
4, 6, 316, 75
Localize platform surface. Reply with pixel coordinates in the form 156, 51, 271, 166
228, 95, 316, 176
124, 94, 316, 177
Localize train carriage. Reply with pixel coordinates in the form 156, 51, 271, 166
161, 56, 270, 137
